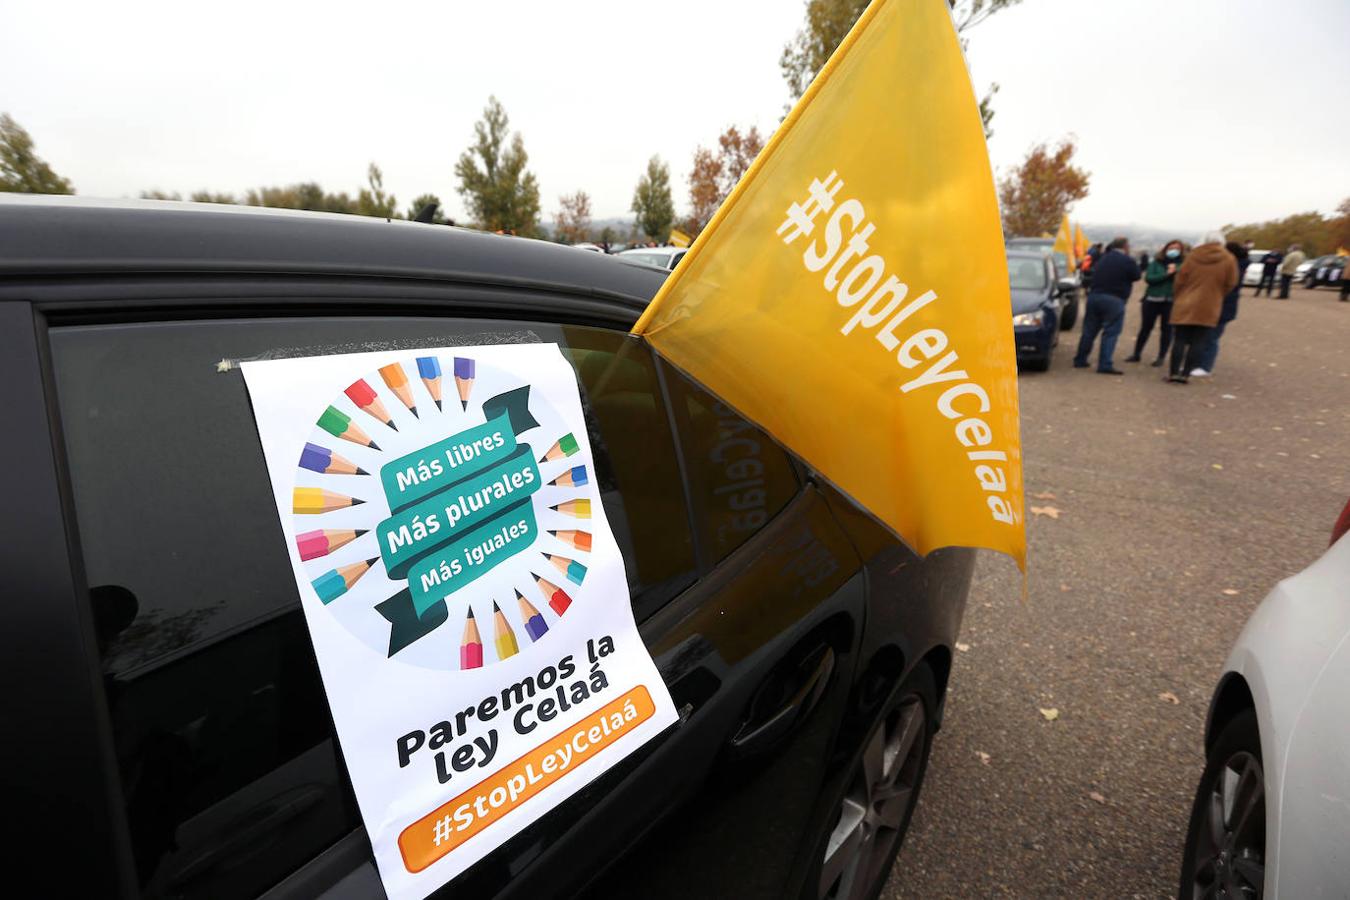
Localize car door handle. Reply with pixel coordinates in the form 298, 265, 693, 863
729, 644, 836, 758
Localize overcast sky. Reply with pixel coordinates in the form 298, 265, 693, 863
4, 0, 1346, 233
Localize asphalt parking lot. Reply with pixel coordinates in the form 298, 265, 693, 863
883, 283, 1350, 899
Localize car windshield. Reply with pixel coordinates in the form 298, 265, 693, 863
623, 251, 671, 267
1007, 257, 1047, 291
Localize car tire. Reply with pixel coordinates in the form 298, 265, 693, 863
1060, 299, 1077, 330
1025, 353, 1051, 372
814, 664, 937, 900
1178, 709, 1266, 900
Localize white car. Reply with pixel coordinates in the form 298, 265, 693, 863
616, 245, 688, 271
1242, 250, 1271, 287
1179, 498, 1350, 898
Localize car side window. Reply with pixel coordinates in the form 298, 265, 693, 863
658, 361, 801, 567
50, 314, 696, 896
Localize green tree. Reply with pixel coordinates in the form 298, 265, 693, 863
407, 193, 446, 222
631, 156, 674, 243
779, 0, 1021, 137
356, 162, 398, 218
997, 138, 1090, 238
455, 96, 541, 233
139, 189, 181, 200
0, 113, 75, 194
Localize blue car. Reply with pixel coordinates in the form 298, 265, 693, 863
1008, 250, 1072, 371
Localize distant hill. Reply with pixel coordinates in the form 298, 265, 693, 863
1082, 223, 1206, 252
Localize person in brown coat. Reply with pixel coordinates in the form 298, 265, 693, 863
1168, 233, 1239, 383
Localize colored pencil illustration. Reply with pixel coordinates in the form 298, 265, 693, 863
299, 442, 367, 476
317, 406, 380, 450
310, 557, 379, 604
296, 528, 366, 561
416, 356, 443, 411
293, 487, 364, 514
454, 357, 475, 411
379, 363, 418, 418
550, 499, 592, 519
548, 465, 588, 488
515, 590, 549, 642
533, 572, 573, 616
544, 553, 587, 585
539, 432, 579, 462
491, 600, 519, 660
345, 379, 396, 431
460, 608, 483, 670
548, 529, 593, 552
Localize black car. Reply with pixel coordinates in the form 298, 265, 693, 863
1008, 250, 1075, 371
1303, 254, 1347, 288
0, 195, 974, 900
1005, 238, 1078, 329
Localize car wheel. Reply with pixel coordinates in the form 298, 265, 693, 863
1060, 299, 1077, 330
817, 664, 936, 900
1025, 353, 1050, 372
1179, 709, 1266, 900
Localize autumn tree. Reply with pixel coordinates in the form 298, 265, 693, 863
0, 113, 75, 194
190, 190, 238, 204
356, 163, 398, 218
631, 156, 675, 243
686, 124, 765, 236
997, 139, 1090, 238
1331, 198, 1350, 252
455, 96, 541, 234
779, 0, 1021, 137
139, 189, 181, 200
554, 190, 593, 244
1223, 210, 1335, 257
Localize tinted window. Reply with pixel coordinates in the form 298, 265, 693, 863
52, 315, 696, 895
1007, 256, 1048, 290
660, 364, 800, 566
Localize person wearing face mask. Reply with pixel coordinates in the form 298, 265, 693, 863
1168, 232, 1239, 384
1125, 240, 1184, 365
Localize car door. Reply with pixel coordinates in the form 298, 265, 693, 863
41, 286, 867, 898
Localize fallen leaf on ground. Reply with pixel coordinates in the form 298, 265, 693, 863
1088, 792, 1106, 805
1059, 583, 1071, 592
1030, 506, 1061, 519
1222, 588, 1239, 596
975, 751, 991, 766
955, 642, 970, 652
1031, 491, 1056, 500
1153, 429, 1168, 435
1222, 394, 1237, 400
1039, 707, 1060, 721
1211, 463, 1224, 470
1159, 691, 1180, 705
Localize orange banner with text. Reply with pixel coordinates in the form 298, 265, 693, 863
398, 686, 656, 872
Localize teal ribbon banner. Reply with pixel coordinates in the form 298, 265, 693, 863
372, 387, 541, 655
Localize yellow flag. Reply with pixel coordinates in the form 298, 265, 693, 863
632, 0, 1024, 568
668, 228, 692, 249
1074, 223, 1089, 258
1053, 214, 1076, 272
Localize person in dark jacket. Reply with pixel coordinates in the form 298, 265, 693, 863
1255, 249, 1281, 297
1125, 239, 1184, 365
1073, 236, 1141, 374
1192, 242, 1247, 375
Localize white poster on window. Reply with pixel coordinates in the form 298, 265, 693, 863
241, 343, 678, 899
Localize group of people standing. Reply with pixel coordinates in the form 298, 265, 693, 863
1073, 234, 1245, 384
1252, 245, 1307, 299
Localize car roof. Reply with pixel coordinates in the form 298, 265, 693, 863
1005, 249, 1051, 260
0, 194, 667, 309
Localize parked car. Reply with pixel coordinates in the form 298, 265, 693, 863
1178, 495, 1350, 900
1241, 250, 1271, 287
1007, 250, 1069, 371
617, 245, 688, 271
571, 241, 606, 253
1303, 254, 1348, 289
0, 194, 975, 900
1006, 237, 1075, 285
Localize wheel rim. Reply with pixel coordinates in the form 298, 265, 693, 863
1190, 750, 1265, 900
819, 695, 927, 900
